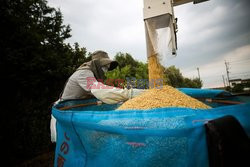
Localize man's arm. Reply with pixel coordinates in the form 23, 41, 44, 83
76, 70, 146, 104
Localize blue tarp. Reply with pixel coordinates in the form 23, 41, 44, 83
52, 88, 250, 167
178, 88, 231, 98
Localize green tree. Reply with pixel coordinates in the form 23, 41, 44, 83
106, 65, 132, 80
115, 52, 138, 68
0, 0, 88, 164
107, 54, 202, 88
114, 52, 139, 77
191, 78, 203, 88
164, 66, 202, 88
135, 62, 148, 80
183, 78, 203, 88
164, 66, 184, 87
232, 84, 244, 93
106, 53, 148, 87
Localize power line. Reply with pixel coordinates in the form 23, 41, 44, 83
230, 74, 250, 78
230, 72, 250, 76
230, 74, 250, 79
228, 61, 250, 66
229, 57, 250, 63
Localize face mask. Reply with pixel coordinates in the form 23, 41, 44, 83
102, 66, 109, 73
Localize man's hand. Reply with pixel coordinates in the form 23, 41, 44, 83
131, 89, 147, 98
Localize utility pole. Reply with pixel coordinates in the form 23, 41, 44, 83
197, 67, 201, 81
222, 75, 226, 88
224, 60, 230, 87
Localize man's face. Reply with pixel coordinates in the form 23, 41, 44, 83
102, 64, 110, 73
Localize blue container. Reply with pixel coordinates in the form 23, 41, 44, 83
52, 88, 250, 167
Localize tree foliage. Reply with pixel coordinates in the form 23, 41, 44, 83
0, 0, 88, 164
105, 53, 148, 87
164, 66, 202, 88
106, 54, 202, 88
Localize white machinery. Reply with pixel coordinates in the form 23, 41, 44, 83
143, 0, 209, 62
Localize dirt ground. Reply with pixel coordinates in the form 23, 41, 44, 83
18, 151, 54, 167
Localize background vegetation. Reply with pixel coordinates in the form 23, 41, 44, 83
0, 0, 202, 165
106, 53, 202, 88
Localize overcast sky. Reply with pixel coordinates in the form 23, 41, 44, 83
48, 0, 250, 88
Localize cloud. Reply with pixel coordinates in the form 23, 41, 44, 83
182, 44, 250, 88
165, 0, 250, 88
48, 0, 250, 87
48, 0, 146, 60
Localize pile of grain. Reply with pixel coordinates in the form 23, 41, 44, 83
117, 85, 210, 110
119, 52, 210, 110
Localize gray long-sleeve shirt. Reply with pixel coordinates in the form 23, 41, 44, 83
61, 69, 136, 104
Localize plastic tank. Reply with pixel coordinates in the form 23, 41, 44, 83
52, 88, 250, 167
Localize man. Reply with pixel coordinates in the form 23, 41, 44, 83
60, 50, 145, 103
50, 50, 146, 142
